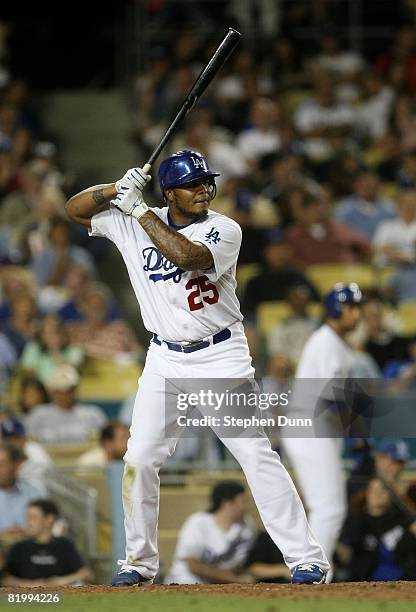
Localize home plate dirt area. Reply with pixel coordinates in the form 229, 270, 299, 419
2, 581, 416, 600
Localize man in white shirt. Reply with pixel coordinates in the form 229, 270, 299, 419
236, 98, 281, 168
25, 364, 107, 444
167, 481, 255, 584
294, 77, 354, 162
281, 283, 363, 576
65, 150, 329, 587
77, 421, 129, 467
373, 189, 416, 302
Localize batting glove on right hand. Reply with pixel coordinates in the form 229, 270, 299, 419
115, 167, 151, 194
111, 186, 149, 221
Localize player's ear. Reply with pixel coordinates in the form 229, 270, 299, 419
165, 189, 174, 203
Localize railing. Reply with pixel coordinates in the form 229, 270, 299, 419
44, 468, 108, 564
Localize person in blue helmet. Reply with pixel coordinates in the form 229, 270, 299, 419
65, 151, 329, 586
281, 283, 363, 580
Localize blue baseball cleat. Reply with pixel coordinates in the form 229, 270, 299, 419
291, 563, 327, 584
111, 568, 153, 587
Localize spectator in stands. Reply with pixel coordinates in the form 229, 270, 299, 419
58, 264, 120, 323
374, 26, 416, 96
392, 96, 416, 154
374, 132, 402, 183
373, 189, 416, 266
1, 499, 94, 586
0, 413, 51, 493
286, 190, 370, 267
0, 102, 31, 164
243, 530, 291, 583
267, 284, 319, 364
0, 160, 66, 257
66, 283, 142, 362
242, 229, 320, 322
241, 229, 319, 354
0, 291, 37, 356
31, 216, 95, 288
0, 265, 36, 323
174, 110, 248, 191
308, 26, 364, 83
335, 169, 396, 240
236, 97, 281, 169
0, 331, 17, 392
20, 314, 84, 386
373, 189, 416, 302
327, 152, 362, 198
77, 421, 129, 467
348, 439, 414, 505
293, 74, 355, 165
397, 150, 416, 189
383, 336, 416, 385
24, 364, 107, 444
354, 71, 395, 141
0, 443, 43, 545
260, 153, 321, 225
167, 481, 256, 584
356, 294, 409, 370
215, 50, 269, 134
340, 478, 416, 581
18, 376, 49, 415
0, 136, 17, 202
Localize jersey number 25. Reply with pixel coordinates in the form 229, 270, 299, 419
186, 275, 219, 311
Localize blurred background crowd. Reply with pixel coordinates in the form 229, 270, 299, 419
1, 0, 416, 586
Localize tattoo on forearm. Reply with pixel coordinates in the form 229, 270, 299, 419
140, 211, 213, 271
92, 188, 106, 205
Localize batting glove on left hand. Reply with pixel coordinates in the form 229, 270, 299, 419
115, 167, 151, 193
111, 186, 149, 220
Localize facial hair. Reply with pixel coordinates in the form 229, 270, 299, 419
172, 194, 209, 222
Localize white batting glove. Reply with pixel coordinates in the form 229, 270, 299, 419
115, 167, 151, 193
111, 186, 149, 220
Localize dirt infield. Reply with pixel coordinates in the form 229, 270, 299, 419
2, 581, 416, 601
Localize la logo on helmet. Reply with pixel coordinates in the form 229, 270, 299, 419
190, 156, 205, 169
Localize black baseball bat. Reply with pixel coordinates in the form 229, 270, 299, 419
142, 27, 241, 173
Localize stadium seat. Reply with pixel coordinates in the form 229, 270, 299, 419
396, 302, 416, 335
236, 263, 261, 297
305, 263, 376, 295
256, 301, 323, 337
78, 359, 142, 401
44, 442, 96, 466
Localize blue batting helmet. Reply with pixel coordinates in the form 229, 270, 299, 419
324, 283, 363, 319
158, 150, 220, 195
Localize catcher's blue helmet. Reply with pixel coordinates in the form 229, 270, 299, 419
324, 283, 363, 319
158, 150, 220, 196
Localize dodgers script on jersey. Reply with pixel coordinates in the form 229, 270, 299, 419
167, 512, 255, 584
89, 206, 243, 341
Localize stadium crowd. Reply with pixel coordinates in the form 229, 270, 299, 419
1, 0, 416, 585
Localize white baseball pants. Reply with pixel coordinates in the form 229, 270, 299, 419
119, 322, 329, 579
281, 436, 346, 567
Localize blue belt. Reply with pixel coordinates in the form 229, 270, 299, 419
151, 328, 231, 353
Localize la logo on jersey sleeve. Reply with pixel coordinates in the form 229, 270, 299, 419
205, 227, 221, 245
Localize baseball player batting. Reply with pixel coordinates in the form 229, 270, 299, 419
65, 150, 329, 585
281, 283, 363, 579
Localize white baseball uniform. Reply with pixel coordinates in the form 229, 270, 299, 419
89, 203, 329, 580
167, 511, 255, 584
281, 324, 354, 567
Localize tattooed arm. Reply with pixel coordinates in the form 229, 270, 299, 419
140, 211, 213, 271
65, 183, 117, 228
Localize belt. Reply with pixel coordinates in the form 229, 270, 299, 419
151, 328, 231, 353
